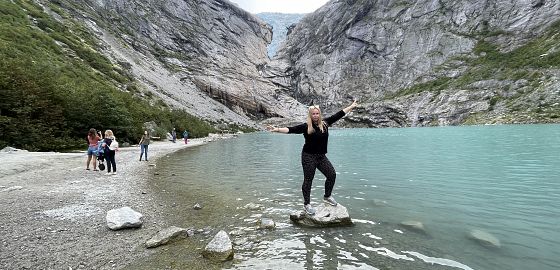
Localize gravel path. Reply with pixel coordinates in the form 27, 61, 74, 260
0, 139, 210, 269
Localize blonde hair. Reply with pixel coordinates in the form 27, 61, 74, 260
307, 106, 325, 134
104, 129, 115, 139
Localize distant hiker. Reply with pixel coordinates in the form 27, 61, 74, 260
86, 128, 101, 171
102, 130, 119, 175
138, 130, 150, 161
267, 100, 359, 216
183, 130, 189, 144
172, 128, 177, 143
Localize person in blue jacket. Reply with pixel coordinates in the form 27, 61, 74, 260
267, 100, 358, 215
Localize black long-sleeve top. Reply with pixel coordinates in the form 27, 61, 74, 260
287, 110, 346, 154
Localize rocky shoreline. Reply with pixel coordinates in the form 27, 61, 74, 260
0, 137, 225, 269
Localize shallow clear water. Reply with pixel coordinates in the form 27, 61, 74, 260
143, 125, 560, 270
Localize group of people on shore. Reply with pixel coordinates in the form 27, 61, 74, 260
86, 128, 188, 174
85, 129, 118, 175
171, 128, 189, 144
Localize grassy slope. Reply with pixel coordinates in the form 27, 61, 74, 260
0, 0, 219, 151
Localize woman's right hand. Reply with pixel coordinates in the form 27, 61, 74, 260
266, 125, 275, 132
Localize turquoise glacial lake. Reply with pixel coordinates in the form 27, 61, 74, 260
137, 125, 560, 270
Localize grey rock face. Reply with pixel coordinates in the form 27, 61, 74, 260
49, 0, 560, 127
66, 0, 307, 125
106, 207, 143, 230
290, 204, 353, 227
273, 0, 560, 126
145, 226, 189, 248
202, 230, 234, 261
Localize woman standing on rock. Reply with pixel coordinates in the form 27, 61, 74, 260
267, 100, 358, 215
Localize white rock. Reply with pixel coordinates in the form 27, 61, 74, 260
259, 218, 275, 230
290, 204, 353, 227
106, 207, 143, 230
145, 226, 189, 248
202, 230, 233, 261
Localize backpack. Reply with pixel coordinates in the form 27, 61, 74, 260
109, 139, 119, 151
96, 140, 105, 156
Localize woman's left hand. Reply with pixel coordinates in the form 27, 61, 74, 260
350, 100, 358, 109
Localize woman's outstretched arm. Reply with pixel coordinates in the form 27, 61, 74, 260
343, 100, 359, 114
266, 126, 290, 133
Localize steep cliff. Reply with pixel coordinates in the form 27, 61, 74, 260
272, 0, 560, 126
48, 0, 307, 127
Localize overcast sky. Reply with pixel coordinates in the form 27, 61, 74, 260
228, 0, 329, 13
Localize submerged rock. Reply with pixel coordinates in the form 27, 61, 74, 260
202, 230, 234, 261
145, 226, 189, 248
106, 207, 143, 230
245, 203, 263, 210
258, 218, 275, 230
399, 221, 426, 234
290, 204, 353, 227
468, 229, 501, 248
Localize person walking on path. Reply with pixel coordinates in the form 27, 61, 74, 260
267, 100, 358, 215
172, 128, 177, 143
138, 130, 150, 161
102, 130, 118, 175
86, 128, 101, 171
183, 130, 189, 144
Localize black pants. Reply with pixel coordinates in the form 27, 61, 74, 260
301, 152, 336, 205
105, 151, 117, 173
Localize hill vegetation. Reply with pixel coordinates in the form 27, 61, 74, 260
0, 0, 217, 151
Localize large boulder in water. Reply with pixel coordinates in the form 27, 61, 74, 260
202, 230, 234, 261
290, 204, 353, 227
468, 229, 501, 248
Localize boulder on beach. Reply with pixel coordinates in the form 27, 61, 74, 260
399, 221, 426, 234
202, 230, 234, 261
106, 207, 143, 230
145, 226, 190, 248
290, 204, 353, 227
468, 229, 501, 248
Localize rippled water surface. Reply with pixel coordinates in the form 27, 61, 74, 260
138, 125, 560, 270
